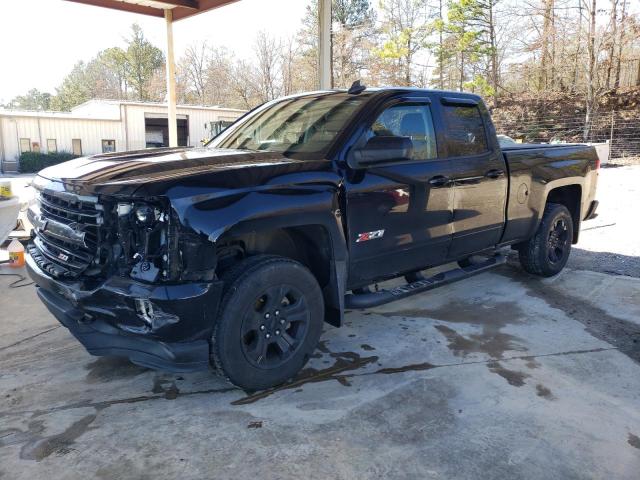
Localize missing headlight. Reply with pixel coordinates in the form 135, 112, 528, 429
115, 200, 171, 282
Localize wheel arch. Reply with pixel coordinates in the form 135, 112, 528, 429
545, 183, 582, 243
216, 219, 348, 328
173, 186, 348, 326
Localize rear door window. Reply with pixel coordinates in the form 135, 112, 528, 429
441, 105, 488, 157
366, 103, 437, 161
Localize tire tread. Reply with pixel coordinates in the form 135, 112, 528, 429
211, 255, 323, 389
518, 202, 572, 277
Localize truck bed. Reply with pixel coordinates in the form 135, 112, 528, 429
499, 142, 599, 246
501, 142, 588, 152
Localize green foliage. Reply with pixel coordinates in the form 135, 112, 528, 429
333, 0, 374, 28
50, 61, 93, 111
126, 24, 165, 101
430, 0, 498, 94
43, 23, 165, 111
305, 0, 373, 29
18, 151, 79, 174
463, 75, 495, 96
2, 89, 52, 111
375, 0, 434, 85
446, 0, 487, 58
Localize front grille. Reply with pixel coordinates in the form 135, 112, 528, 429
29, 190, 104, 279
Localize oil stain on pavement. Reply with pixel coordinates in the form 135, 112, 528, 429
19, 414, 98, 461
85, 357, 148, 384
1, 414, 98, 462
151, 376, 180, 400
232, 350, 379, 405
535, 384, 555, 400
380, 300, 531, 385
628, 433, 640, 450
380, 300, 526, 359
487, 361, 529, 386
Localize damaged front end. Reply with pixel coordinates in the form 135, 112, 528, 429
111, 198, 217, 284
26, 177, 223, 372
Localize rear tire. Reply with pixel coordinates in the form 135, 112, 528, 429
211, 255, 324, 390
518, 203, 573, 277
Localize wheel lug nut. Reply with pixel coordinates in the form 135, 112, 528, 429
275, 330, 280, 335
275, 310, 280, 315
280, 319, 285, 325
265, 333, 271, 339
260, 325, 265, 331
265, 313, 270, 319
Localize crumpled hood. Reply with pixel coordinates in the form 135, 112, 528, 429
36, 147, 334, 197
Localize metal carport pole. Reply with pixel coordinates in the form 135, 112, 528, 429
318, 0, 332, 90
63, 0, 333, 142
164, 8, 178, 147
62, 0, 244, 149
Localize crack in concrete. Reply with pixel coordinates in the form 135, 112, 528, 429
0, 386, 238, 420
0, 346, 617, 419
0, 326, 61, 353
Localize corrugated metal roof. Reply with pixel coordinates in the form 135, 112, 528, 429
0, 100, 245, 120
74, 99, 246, 112
64, 0, 240, 21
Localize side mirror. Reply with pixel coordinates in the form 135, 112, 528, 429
350, 136, 413, 168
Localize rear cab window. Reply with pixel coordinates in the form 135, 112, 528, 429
441, 104, 489, 157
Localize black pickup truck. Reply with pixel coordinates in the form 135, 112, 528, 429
26, 86, 599, 389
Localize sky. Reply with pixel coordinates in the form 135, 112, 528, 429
0, 0, 310, 104
2, 0, 638, 104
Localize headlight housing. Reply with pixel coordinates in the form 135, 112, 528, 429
116, 200, 171, 282
134, 205, 155, 225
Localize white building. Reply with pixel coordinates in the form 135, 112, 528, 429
0, 100, 245, 173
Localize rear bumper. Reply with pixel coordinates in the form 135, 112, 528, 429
584, 200, 599, 220
26, 254, 223, 372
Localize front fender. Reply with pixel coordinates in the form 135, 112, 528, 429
169, 183, 348, 326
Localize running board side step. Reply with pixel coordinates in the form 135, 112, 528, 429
344, 254, 507, 309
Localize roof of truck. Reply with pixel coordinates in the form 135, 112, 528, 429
271, 88, 484, 106
295, 87, 482, 97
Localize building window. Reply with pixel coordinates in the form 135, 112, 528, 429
72, 139, 82, 156
19, 138, 31, 153
47, 139, 57, 153
101, 139, 116, 153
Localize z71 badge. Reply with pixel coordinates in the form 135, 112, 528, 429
356, 229, 385, 243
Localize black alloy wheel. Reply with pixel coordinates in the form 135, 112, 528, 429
518, 202, 574, 277
241, 284, 310, 369
211, 255, 324, 390
547, 217, 570, 264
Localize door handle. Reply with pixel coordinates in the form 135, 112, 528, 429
429, 175, 451, 187
485, 169, 505, 179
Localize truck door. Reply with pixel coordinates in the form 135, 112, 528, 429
439, 98, 508, 258
344, 97, 455, 288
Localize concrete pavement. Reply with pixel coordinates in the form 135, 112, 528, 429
1, 165, 640, 479
1, 263, 639, 479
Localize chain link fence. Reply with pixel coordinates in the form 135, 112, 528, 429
492, 109, 640, 164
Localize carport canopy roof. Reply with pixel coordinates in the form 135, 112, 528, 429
64, 0, 240, 21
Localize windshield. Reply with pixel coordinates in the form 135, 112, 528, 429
209, 93, 369, 157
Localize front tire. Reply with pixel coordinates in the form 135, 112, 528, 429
518, 203, 573, 277
211, 255, 324, 390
